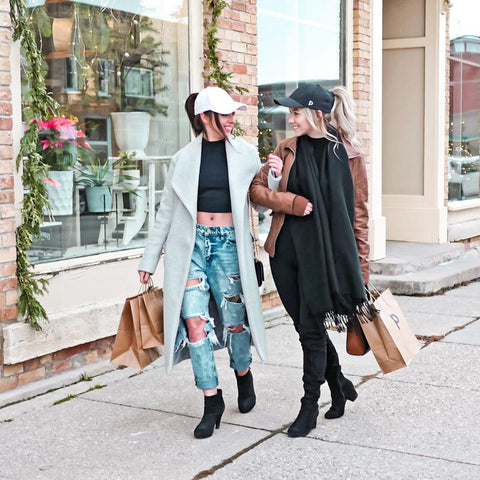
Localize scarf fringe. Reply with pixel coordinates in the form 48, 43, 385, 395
321, 299, 378, 332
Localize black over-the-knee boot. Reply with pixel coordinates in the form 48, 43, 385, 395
288, 330, 327, 438
194, 389, 225, 439
324, 335, 358, 419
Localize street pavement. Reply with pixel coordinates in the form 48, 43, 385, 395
1, 281, 479, 479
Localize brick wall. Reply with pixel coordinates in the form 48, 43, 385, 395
352, 0, 372, 164
0, 0, 19, 394
204, 0, 258, 146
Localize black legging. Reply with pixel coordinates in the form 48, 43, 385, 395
270, 218, 341, 401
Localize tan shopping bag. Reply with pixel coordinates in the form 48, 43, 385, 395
110, 285, 163, 368
361, 288, 421, 374
137, 287, 164, 348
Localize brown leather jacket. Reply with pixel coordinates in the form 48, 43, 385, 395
250, 136, 370, 283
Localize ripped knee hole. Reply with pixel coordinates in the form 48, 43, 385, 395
186, 277, 202, 288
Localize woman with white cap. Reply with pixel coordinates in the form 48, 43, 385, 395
250, 83, 370, 437
138, 86, 267, 439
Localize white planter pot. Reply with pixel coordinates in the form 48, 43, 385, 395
43, 170, 74, 216
111, 112, 151, 157
119, 169, 141, 189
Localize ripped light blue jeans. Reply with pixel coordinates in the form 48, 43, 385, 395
179, 225, 252, 390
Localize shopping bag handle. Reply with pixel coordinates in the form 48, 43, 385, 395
138, 278, 155, 294
366, 282, 381, 300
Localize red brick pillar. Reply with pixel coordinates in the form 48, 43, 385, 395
0, 0, 19, 392
352, 0, 372, 160
204, 0, 258, 146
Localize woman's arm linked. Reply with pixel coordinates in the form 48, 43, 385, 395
250, 152, 312, 216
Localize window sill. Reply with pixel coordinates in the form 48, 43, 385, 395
34, 247, 145, 275
448, 198, 480, 212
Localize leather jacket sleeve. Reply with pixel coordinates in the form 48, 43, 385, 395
349, 154, 370, 284
250, 162, 309, 216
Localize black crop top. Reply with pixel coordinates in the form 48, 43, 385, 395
197, 138, 232, 213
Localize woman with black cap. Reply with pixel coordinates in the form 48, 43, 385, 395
250, 83, 370, 437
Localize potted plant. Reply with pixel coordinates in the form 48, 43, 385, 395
74, 158, 113, 213
113, 151, 141, 189
38, 116, 92, 216
108, 13, 169, 157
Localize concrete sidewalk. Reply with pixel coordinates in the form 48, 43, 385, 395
1, 282, 480, 479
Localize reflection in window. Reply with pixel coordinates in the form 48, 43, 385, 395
23, 1, 189, 263
448, 3, 480, 202
257, 0, 343, 161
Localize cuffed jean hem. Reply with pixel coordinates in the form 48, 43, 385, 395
188, 337, 218, 390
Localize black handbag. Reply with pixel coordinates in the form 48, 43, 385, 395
248, 193, 264, 287
254, 258, 265, 287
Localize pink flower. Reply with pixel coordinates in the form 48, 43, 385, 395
58, 125, 77, 140
41, 139, 51, 150
41, 178, 61, 187
50, 117, 75, 130
38, 119, 51, 130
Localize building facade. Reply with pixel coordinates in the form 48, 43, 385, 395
1, 0, 478, 395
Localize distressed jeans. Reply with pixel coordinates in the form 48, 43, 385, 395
180, 225, 252, 390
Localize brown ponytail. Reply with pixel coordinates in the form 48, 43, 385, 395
184, 93, 203, 136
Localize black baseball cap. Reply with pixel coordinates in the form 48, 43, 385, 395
274, 84, 334, 113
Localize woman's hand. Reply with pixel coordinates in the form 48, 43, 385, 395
304, 202, 313, 216
267, 153, 283, 177
138, 270, 151, 284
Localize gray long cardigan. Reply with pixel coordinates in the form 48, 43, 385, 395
139, 134, 267, 373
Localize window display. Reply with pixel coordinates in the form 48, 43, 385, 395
449, 2, 480, 202
23, 0, 190, 263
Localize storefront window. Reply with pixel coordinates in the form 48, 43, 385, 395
23, 0, 189, 263
257, 0, 344, 161
448, 2, 480, 202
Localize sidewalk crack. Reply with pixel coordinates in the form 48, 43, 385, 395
192, 427, 288, 479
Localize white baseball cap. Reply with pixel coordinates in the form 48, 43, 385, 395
194, 86, 247, 115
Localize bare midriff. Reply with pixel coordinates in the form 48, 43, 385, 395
197, 211, 234, 226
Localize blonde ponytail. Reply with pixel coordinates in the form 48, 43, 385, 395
331, 86, 361, 151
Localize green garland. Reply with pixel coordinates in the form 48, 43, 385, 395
10, 0, 60, 329
204, 0, 247, 136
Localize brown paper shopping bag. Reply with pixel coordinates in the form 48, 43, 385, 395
361, 288, 421, 374
111, 286, 163, 368
137, 287, 164, 348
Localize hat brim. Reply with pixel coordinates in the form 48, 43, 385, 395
200, 102, 247, 115
273, 97, 305, 108
219, 102, 247, 114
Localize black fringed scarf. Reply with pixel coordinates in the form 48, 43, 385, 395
287, 134, 368, 331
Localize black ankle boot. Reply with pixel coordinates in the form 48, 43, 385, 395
194, 389, 225, 439
235, 369, 256, 413
324, 372, 358, 420
287, 399, 319, 438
